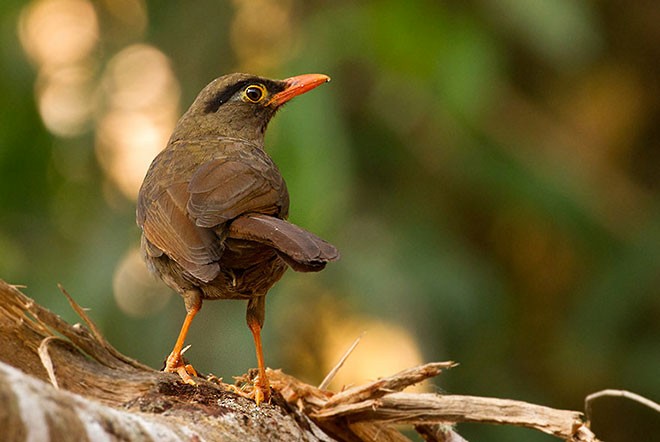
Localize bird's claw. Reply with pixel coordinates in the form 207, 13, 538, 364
165, 352, 198, 385
174, 364, 198, 385
229, 379, 271, 406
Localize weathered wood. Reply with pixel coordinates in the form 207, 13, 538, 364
269, 368, 597, 442
314, 393, 582, 437
321, 361, 457, 409
0, 280, 600, 441
0, 280, 333, 441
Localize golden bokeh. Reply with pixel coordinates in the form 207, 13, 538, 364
113, 247, 172, 317
35, 64, 96, 137
95, 44, 180, 200
323, 316, 427, 392
101, 44, 178, 112
18, 0, 99, 69
19, 0, 100, 138
18, 1, 179, 200
96, 110, 173, 199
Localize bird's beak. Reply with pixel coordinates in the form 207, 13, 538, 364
268, 73, 331, 107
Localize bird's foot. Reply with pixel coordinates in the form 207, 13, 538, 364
164, 351, 198, 386
229, 373, 271, 406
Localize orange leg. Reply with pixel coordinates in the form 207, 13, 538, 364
165, 290, 201, 385
246, 296, 270, 405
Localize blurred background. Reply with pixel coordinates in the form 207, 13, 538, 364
1, 0, 658, 440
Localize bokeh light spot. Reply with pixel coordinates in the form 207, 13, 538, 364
102, 44, 178, 111
113, 247, 171, 317
324, 317, 426, 392
19, 0, 99, 68
95, 44, 180, 200
96, 111, 172, 200
35, 65, 96, 137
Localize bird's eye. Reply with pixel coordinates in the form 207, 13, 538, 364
243, 84, 266, 103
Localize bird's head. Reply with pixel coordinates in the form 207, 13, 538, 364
173, 73, 330, 144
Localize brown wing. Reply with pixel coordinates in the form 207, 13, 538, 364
141, 182, 222, 282
228, 214, 340, 272
187, 153, 288, 228
138, 146, 288, 283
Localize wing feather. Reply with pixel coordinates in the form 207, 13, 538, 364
228, 214, 339, 272
138, 141, 290, 282
141, 182, 222, 282
187, 156, 287, 227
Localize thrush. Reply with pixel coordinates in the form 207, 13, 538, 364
136, 73, 339, 404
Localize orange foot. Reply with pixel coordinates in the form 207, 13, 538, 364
164, 351, 198, 385
229, 376, 271, 406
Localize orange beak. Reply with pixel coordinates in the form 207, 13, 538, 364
268, 73, 330, 107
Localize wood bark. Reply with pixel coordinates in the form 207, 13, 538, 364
0, 280, 599, 441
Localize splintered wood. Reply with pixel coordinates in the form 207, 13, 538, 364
0, 280, 599, 442
269, 364, 597, 442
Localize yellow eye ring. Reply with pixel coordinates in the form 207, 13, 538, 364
243, 84, 267, 103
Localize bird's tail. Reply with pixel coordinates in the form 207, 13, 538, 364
227, 214, 339, 272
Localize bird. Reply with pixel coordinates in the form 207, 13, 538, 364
136, 72, 339, 404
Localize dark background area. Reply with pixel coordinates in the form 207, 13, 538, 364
1, 1, 658, 440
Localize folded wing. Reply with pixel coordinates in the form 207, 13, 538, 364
141, 182, 222, 282
139, 148, 290, 282
187, 154, 288, 227
228, 214, 339, 272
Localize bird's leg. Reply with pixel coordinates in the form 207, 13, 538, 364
245, 296, 271, 405
165, 289, 201, 385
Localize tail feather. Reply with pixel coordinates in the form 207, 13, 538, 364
228, 214, 339, 272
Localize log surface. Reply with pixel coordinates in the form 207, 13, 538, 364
0, 280, 599, 442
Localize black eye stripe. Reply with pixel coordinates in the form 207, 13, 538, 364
204, 79, 251, 113
204, 78, 286, 113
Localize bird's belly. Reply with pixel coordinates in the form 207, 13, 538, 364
144, 238, 288, 301
198, 239, 287, 300
221, 238, 277, 269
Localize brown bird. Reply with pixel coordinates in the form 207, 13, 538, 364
136, 73, 339, 404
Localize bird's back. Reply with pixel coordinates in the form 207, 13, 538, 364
137, 136, 291, 300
